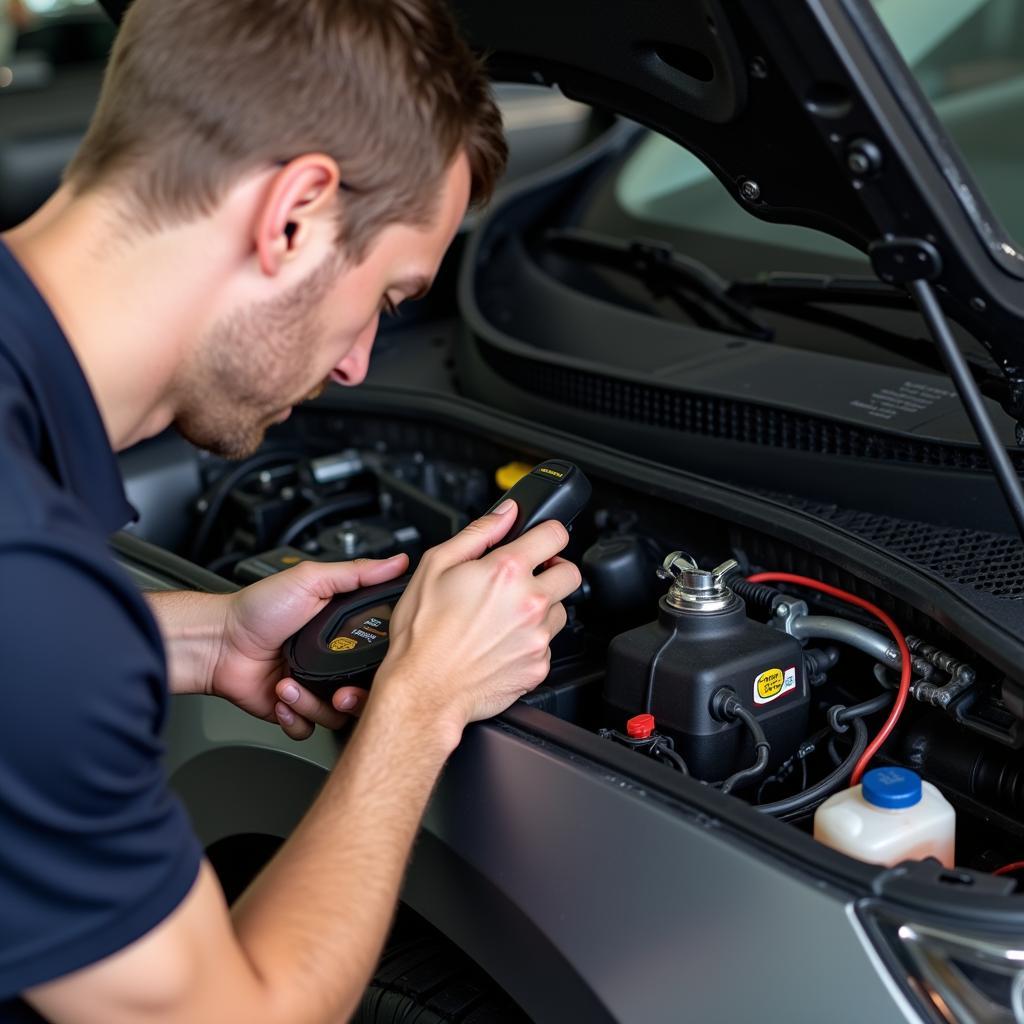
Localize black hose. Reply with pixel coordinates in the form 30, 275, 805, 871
653, 742, 690, 776
719, 702, 771, 795
757, 718, 868, 818
725, 575, 783, 619
189, 449, 302, 562
835, 690, 894, 725
276, 491, 376, 548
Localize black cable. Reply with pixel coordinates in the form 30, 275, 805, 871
653, 742, 690, 776
642, 623, 679, 715
718, 701, 771, 795
757, 718, 868, 818
276, 491, 376, 548
189, 449, 302, 563
835, 690, 894, 724
909, 278, 1024, 542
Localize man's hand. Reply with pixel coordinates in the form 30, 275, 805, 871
213, 553, 409, 739
372, 499, 581, 745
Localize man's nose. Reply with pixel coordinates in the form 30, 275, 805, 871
332, 319, 378, 386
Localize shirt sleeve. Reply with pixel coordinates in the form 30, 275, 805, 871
0, 536, 202, 998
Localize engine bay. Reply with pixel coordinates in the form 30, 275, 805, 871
135, 412, 1024, 882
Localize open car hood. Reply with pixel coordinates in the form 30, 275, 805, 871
97, 0, 1024, 421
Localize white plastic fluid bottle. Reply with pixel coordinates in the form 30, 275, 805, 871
813, 767, 956, 868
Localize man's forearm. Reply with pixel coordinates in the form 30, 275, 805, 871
229, 681, 460, 1024
144, 591, 228, 696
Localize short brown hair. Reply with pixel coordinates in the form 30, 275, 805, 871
66, 0, 507, 258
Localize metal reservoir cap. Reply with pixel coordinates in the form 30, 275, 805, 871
657, 552, 740, 613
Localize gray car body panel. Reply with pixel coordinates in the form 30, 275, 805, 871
163, 693, 916, 1024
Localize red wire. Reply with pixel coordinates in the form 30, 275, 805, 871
992, 861, 1024, 876
747, 572, 912, 787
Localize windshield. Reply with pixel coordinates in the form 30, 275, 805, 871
615, 0, 1024, 259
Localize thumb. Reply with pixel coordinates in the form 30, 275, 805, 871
429, 499, 518, 568
291, 552, 409, 601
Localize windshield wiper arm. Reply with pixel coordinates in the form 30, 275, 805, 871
728, 271, 912, 310
545, 229, 1004, 392
542, 228, 774, 341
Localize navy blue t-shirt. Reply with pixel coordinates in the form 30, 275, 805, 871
0, 241, 202, 1022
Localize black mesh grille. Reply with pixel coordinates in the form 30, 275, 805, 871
481, 344, 1019, 471
777, 498, 1024, 600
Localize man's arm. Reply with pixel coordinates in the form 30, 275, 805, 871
27, 508, 579, 1024
27, 683, 457, 1024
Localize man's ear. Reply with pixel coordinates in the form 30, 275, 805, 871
254, 154, 341, 277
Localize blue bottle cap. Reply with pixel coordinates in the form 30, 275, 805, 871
862, 767, 922, 809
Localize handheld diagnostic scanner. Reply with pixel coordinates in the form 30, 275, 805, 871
284, 459, 591, 701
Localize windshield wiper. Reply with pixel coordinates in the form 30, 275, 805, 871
542, 228, 773, 341
543, 228, 1002, 392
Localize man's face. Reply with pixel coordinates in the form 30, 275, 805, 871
173, 153, 471, 459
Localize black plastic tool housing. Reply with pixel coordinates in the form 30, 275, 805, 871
285, 460, 591, 701
487, 460, 592, 545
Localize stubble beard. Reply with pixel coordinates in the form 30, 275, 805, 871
174, 253, 342, 459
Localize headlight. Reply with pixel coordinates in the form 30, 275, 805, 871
863, 906, 1024, 1023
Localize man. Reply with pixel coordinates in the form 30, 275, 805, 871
0, 1, 580, 1021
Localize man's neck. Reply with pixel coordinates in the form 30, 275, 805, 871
3, 186, 230, 451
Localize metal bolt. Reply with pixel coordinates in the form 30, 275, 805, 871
775, 603, 790, 618
739, 179, 761, 202
749, 56, 768, 79
846, 138, 883, 176
847, 151, 871, 175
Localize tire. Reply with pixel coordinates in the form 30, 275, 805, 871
356, 930, 531, 1024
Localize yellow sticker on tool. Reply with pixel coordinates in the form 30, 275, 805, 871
329, 637, 358, 652
754, 666, 797, 705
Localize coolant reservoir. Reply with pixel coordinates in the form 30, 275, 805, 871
814, 767, 955, 868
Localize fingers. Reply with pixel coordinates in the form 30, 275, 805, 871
489, 519, 569, 572
545, 601, 568, 639
275, 678, 366, 731
536, 558, 582, 603
331, 685, 368, 716
289, 552, 409, 601
273, 700, 315, 741
423, 500, 518, 569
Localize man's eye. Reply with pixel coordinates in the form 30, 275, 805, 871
381, 296, 400, 318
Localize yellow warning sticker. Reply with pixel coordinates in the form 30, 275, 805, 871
754, 666, 797, 705
329, 637, 358, 652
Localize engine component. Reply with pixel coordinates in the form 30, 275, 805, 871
316, 519, 421, 561
581, 534, 659, 617
603, 552, 809, 780
234, 546, 323, 583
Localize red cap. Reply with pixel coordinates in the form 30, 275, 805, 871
626, 713, 656, 739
